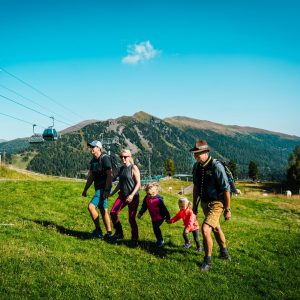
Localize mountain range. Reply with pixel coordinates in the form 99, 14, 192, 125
1, 111, 299, 179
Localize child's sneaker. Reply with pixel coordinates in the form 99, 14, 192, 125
184, 242, 191, 249
196, 246, 202, 252
156, 239, 164, 248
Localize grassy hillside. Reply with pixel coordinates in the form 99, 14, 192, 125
11, 151, 38, 169
0, 176, 299, 299
0, 165, 38, 180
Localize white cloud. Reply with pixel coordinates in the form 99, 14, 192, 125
122, 41, 160, 65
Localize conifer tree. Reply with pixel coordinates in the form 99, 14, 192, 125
286, 145, 300, 190
228, 160, 238, 179
164, 159, 176, 176
248, 161, 259, 182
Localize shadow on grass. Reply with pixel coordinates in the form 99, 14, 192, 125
27, 219, 93, 240
106, 238, 193, 258
25, 218, 203, 260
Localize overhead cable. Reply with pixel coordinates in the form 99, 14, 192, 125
0, 67, 84, 119
0, 93, 71, 126
0, 83, 74, 123
0, 112, 45, 129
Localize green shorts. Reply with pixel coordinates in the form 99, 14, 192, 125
201, 200, 224, 229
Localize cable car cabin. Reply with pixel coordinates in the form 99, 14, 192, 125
29, 134, 44, 144
42, 128, 58, 141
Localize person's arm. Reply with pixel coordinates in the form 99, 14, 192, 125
82, 171, 93, 197
214, 161, 231, 195
158, 196, 170, 220
103, 168, 113, 199
223, 191, 231, 221
193, 184, 199, 214
137, 197, 148, 218
126, 165, 141, 203
109, 182, 120, 197
169, 211, 182, 224
100, 154, 113, 199
192, 163, 199, 214
214, 162, 231, 221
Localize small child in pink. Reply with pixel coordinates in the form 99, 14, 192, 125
168, 197, 201, 251
137, 182, 170, 248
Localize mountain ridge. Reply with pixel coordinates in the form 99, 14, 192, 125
60, 111, 299, 140
165, 115, 299, 139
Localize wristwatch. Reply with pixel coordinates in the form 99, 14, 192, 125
225, 208, 231, 212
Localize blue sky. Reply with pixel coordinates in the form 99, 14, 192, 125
0, 0, 299, 141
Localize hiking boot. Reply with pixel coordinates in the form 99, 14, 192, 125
184, 242, 191, 249
219, 249, 231, 260
156, 239, 164, 248
103, 232, 113, 240
92, 229, 103, 239
200, 258, 211, 272
110, 233, 124, 240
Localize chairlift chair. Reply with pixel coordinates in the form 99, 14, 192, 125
42, 128, 58, 141
29, 124, 44, 144
42, 116, 59, 141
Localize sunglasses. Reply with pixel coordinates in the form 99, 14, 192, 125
120, 156, 129, 159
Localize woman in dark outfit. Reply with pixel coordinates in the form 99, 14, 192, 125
109, 149, 141, 244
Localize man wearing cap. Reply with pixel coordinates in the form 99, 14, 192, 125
191, 140, 231, 272
82, 140, 112, 238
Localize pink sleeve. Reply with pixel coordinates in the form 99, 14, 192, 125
169, 211, 182, 224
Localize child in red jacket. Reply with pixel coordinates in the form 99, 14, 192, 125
168, 197, 201, 251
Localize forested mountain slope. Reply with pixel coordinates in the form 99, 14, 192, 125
22, 112, 299, 179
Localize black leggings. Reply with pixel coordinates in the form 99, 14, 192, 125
183, 229, 201, 248
152, 220, 164, 241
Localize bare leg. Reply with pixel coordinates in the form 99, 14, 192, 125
88, 203, 101, 230
100, 208, 112, 233
213, 224, 226, 249
202, 223, 213, 256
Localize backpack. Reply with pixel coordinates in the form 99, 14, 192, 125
212, 159, 238, 195
101, 153, 120, 182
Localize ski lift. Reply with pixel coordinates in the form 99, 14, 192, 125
29, 124, 44, 144
42, 117, 59, 141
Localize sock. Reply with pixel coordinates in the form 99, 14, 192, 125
205, 256, 212, 264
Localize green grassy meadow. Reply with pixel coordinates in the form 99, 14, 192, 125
0, 171, 299, 299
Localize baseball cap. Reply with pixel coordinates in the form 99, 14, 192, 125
87, 140, 102, 148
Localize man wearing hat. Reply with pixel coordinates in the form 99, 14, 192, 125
82, 140, 112, 238
191, 140, 231, 272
